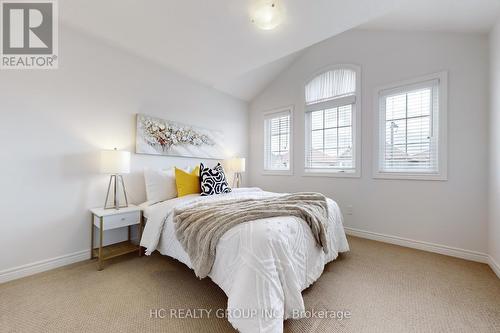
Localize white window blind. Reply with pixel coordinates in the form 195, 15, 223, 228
264, 110, 291, 172
378, 79, 439, 174
305, 67, 358, 173
305, 68, 356, 105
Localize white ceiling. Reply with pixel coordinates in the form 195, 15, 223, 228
214, 49, 304, 101
60, 0, 500, 102
360, 0, 500, 33
60, 0, 405, 101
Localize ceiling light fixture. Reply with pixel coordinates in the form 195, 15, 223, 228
250, 0, 283, 30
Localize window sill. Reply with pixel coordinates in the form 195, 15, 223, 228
303, 170, 360, 178
262, 170, 293, 176
373, 171, 447, 181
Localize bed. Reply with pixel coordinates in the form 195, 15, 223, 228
140, 187, 349, 333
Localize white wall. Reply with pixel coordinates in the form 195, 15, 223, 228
0, 26, 248, 274
489, 20, 500, 271
249, 30, 489, 254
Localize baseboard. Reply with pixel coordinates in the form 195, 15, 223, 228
2, 230, 497, 283
344, 226, 489, 264
0, 249, 89, 284
489, 256, 500, 279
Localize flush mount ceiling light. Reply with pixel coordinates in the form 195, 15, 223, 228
250, 0, 283, 30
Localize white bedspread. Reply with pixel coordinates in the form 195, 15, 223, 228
140, 187, 349, 333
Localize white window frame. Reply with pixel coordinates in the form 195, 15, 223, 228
262, 106, 294, 176
373, 71, 448, 181
303, 64, 361, 178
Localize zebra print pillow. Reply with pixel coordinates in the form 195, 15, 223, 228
199, 163, 232, 196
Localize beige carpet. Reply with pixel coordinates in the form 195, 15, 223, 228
1, 236, 499, 333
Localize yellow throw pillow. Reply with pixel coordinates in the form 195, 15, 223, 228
175, 166, 200, 197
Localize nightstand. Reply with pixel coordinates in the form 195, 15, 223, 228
90, 205, 143, 270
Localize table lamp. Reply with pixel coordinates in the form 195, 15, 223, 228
226, 157, 245, 188
101, 148, 131, 209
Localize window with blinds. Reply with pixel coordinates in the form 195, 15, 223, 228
376, 73, 447, 180
264, 109, 291, 172
304, 66, 359, 174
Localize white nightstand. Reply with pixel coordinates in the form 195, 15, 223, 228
90, 205, 143, 270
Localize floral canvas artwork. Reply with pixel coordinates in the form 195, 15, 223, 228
136, 114, 225, 159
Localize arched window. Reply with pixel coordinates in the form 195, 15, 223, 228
305, 68, 356, 105
304, 65, 360, 176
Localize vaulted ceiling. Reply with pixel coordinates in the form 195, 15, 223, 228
60, 0, 500, 102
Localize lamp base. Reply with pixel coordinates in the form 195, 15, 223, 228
233, 172, 242, 188
104, 175, 129, 210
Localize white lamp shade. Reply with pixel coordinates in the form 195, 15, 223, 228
100, 150, 131, 174
226, 157, 246, 173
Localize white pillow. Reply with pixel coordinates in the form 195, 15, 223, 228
143, 166, 195, 203
143, 168, 178, 203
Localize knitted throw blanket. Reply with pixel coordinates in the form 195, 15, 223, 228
173, 192, 329, 278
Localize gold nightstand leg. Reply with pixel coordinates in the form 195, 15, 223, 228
139, 213, 143, 257
98, 216, 103, 271
90, 214, 95, 259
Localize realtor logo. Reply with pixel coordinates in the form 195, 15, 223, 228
1, 0, 58, 69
